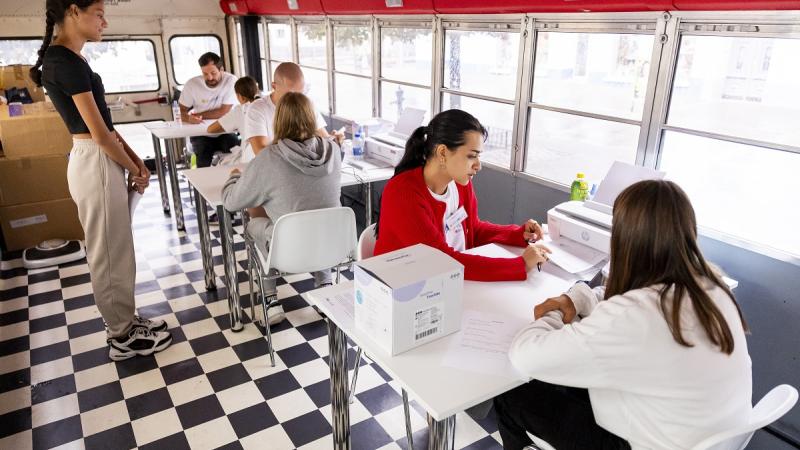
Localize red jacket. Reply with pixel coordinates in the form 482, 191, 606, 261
374, 167, 529, 281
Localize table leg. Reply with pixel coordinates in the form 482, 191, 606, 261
193, 187, 216, 291
218, 205, 243, 332
151, 135, 170, 214
328, 320, 351, 449
364, 182, 373, 226
165, 138, 185, 231
427, 414, 456, 450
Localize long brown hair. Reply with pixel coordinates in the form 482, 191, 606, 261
272, 92, 317, 143
605, 179, 747, 354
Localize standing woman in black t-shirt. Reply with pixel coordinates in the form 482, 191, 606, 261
30, 0, 172, 360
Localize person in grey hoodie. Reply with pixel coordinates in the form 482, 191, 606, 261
222, 92, 342, 324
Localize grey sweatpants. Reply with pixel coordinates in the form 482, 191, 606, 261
246, 217, 332, 293
67, 139, 136, 338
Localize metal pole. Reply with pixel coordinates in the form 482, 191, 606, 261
328, 320, 351, 449
427, 414, 456, 450
364, 182, 373, 226
164, 138, 185, 231
193, 187, 216, 290
218, 204, 243, 332
151, 135, 170, 214
402, 389, 414, 450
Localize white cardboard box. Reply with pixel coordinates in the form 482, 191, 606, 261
354, 244, 464, 356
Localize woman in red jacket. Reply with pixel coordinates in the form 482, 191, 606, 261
374, 109, 550, 281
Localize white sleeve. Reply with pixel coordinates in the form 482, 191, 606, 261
244, 102, 270, 140
566, 282, 605, 317
315, 109, 327, 130
223, 75, 238, 106
217, 105, 242, 132
508, 293, 649, 390
178, 80, 194, 109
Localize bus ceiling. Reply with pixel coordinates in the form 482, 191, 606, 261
220, 0, 800, 15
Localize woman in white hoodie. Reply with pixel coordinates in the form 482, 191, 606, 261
496, 179, 752, 450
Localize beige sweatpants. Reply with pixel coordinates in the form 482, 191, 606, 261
67, 138, 136, 338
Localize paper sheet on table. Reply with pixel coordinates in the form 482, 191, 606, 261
541, 235, 607, 275
441, 310, 529, 377
462, 243, 519, 259
128, 191, 143, 218
320, 291, 355, 329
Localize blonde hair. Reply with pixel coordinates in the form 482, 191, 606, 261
273, 92, 317, 142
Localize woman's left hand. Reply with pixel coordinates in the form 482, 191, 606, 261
534, 294, 577, 323
132, 160, 150, 189
128, 171, 145, 194
523, 219, 544, 242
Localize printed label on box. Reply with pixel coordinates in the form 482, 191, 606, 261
414, 303, 443, 342
9, 214, 48, 228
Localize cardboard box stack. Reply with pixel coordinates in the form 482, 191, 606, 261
0, 66, 83, 251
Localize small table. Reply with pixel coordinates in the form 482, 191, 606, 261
305, 245, 583, 449
145, 120, 223, 231
183, 162, 394, 332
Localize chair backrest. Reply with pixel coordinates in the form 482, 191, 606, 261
358, 223, 377, 261
691, 384, 799, 450
266, 207, 357, 275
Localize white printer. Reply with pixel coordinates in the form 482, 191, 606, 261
365, 107, 426, 166
547, 161, 666, 255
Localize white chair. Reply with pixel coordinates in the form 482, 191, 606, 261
244, 207, 358, 367
692, 384, 798, 450
357, 223, 377, 261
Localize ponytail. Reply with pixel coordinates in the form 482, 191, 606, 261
30, 13, 56, 87
393, 125, 429, 176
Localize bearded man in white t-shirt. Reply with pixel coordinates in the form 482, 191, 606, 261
244, 62, 337, 156
178, 52, 240, 167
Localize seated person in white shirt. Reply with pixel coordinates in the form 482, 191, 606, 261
496, 179, 752, 450
243, 62, 338, 219
207, 76, 260, 162
178, 52, 239, 167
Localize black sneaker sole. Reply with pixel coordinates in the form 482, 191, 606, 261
108, 334, 173, 361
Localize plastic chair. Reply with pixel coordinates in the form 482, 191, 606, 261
692, 384, 798, 450
245, 207, 358, 367
357, 223, 377, 261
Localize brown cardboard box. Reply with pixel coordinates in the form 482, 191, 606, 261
0, 65, 46, 102
0, 104, 72, 157
0, 155, 70, 206
0, 198, 83, 251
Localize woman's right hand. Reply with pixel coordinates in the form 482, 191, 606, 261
522, 243, 551, 272
534, 294, 577, 323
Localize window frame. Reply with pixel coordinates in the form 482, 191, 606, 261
167, 33, 225, 86
330, 20, 375, 120
264, 19, 294, 86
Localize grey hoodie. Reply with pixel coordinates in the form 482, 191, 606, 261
222, 136, 342, 244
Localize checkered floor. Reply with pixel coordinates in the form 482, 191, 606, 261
0, 178, 504, 449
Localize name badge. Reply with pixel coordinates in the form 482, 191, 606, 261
445, 206, 468, 233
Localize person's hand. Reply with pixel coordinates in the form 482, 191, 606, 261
132, 160, 150, 190
230, 168, 241, 176
534, 294, 577, 323
127, 171, 145, 194
522, 243, 551, 272
523, 219, 544, 242
186, 112, 203, 124
332, 128, 345, 145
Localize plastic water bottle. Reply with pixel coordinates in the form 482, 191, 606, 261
171, 100, 182, 126
569, 172, 589, 201
352, 126, 364, 161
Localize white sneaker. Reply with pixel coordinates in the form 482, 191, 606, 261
132, 315, 168, 332
256, 304, 286, 326
108, 327, 172, 361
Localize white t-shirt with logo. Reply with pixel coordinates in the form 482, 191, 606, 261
217, 102, 256, 162
429, 181, 466, 252
243, 93, 327, 144
178, 72, 237, 114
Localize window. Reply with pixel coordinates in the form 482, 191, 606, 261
169, 35, 222, 85
266, 22, 292, 85
0, 39, 42, 66
84, 40, 159, 93
297, 22, 329, 114
380, 26, 433, 122
525, 31, 654, 185
235, 20, 246, 79
443, 29, 520, 168
658, 34, 800, 257
333, 24, 372, 119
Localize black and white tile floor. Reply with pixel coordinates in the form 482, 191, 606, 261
0, 179, 504, 449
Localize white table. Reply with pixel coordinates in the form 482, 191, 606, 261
183, 162, 394, 332
144, 120, 224, 231
305, 246, 586, 449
